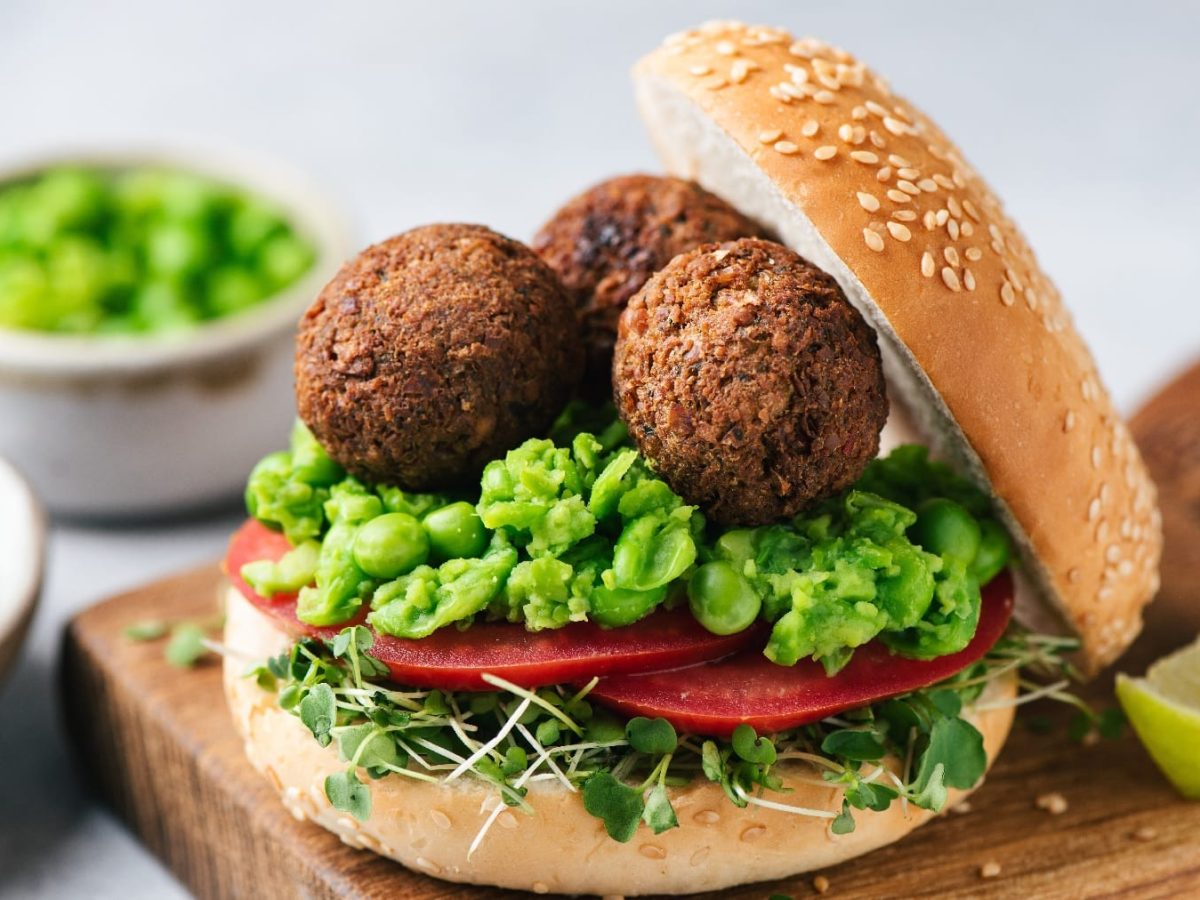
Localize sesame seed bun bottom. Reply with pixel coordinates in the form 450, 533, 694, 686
223, 586, 1017, 896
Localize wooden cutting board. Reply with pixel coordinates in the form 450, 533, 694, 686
61, 363, 1200, 900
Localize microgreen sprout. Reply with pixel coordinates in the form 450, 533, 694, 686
247, 622, 1108, 848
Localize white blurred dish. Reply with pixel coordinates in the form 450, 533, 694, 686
0, 146, 353, 518
0, 455, 44, 684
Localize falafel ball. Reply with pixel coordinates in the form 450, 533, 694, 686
296, 223, 582, 490
532, 174, 766, 397
613, 238, 888, 526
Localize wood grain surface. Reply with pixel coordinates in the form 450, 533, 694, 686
60, 363, 1200, 900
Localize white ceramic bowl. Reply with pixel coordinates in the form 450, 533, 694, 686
0, 147, 353, 517
0, 455, 44, 683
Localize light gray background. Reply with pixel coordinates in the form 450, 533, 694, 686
1, 1, 1197, 897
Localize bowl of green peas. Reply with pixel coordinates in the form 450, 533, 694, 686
0, 148, 352, 517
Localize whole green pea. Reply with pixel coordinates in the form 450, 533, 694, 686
353, 512, 429, 579
423, 502, 488, 560
912, 498, 981, 564
688, 560, 761, 635
971, 518, 1012, 584
590, 584, 667, 628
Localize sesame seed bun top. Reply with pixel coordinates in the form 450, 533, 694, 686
633, 20, 1161, 670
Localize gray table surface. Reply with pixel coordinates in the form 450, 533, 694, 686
1, 1, 1197, 897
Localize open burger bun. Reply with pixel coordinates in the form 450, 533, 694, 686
633, 21, 1161, 671
224, 586, 1016, 896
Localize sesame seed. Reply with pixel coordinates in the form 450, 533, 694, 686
963, 199, 982, 221
891, 209, 917, 221
887, 222, 912, 241
964, 269, 977, 290
814, 90, 836, 104
876, 165, 893, 182
865, 99, 888, 117
715, 40, 736, 55
801, 118, 820, 137
1106, 544, 1121, 563
887, 189, 911, 203
851, 105, 868, 120
786, 65, 809, 85
1035, 792, 1069, 815
729, 59, 754, 83
863, 228, 885, 252
944, 247, 960, 266
1064, 410, 1075, 432
1068, 567, 1081, 583
1000, 282, 1015, 305
936, 209, 950, 226
948, 219, 961, 240
857, 192, 881, 211
813, 875, 831, 895
921, 252, 935, 277
689, 64, 713, 76
980, 861, 1002, 879
838, 123, 853, 142
923, 210, 937, 230
942, 267, 962, 291
1092, 446, 1102, 468
947, 197, 963, 218
758, 128, 783, 143
839, 63, 864, 87
883, 116, 908, 135
702, 76, 728, 91
639, 844, 667, 859
918, 178, 939, 192
888, 154, 912, 168
814, 145, 838, 160
869, 129, 886, 148
897, 167, 920, 179
778, 81, 809, 100
768, 85, 794, 104
934, 173, 955, 189
774, 140, 800, 155
1088, 498, 1101, 521
965, 247, 983, 261
850, 150, 879, 164
897, 179, 921, 195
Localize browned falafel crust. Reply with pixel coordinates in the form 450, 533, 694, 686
614, 238, 888, 525
295, 224, 582, 489
532, 174, 766, 397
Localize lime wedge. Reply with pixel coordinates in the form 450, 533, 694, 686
1116, 637, 1200, 799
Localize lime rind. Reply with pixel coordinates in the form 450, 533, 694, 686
1116, 638, 1200, 800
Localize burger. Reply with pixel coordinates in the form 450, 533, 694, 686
221, 21, 1161, 896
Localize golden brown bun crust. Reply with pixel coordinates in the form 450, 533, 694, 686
224, 586, 1016, 896
633, 21, 1161, 669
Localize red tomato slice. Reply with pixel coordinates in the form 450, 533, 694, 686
586, 572, 1015, 737
225, 520, 763, 690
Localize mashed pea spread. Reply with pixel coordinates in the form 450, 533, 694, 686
243, 404, 1010, 672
